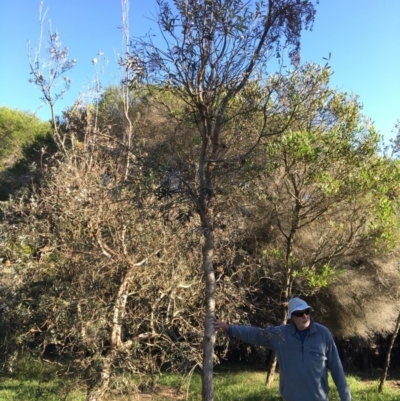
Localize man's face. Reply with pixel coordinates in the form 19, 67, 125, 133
291, 309, 311, 330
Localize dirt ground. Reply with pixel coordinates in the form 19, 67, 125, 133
136, 385, 187, 400
107, 384, 187, 401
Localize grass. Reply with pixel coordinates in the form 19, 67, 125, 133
0, 378, 85, 401
0, 357, 86, 401
343, 373, 400, 401
0, 361, 399, 400
157, 365, 400, 401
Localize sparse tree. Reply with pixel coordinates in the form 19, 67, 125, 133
126, 1, 319, 398
28, 1, 76, 149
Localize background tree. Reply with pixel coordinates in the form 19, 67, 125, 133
222, 63, 400, 383
0, 82, 259, 400
0, 107, 50, 168
28, 1, 76, 148
0, 102, 207, 400
0, 106, 53, 200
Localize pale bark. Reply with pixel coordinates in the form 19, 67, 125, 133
86, 356, 113, 401
198, 141, 217, 400
266, 354, 278, 386
201, 228, 216, 401
86, 261, 137, 401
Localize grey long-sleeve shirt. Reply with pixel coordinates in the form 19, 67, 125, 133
229, 320, 351, 401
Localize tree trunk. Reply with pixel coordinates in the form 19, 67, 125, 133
86, 355, 113, 401
197, 114, 218, 401
266, 305, 288, 386
266, 352, 277, 386
266, 265, 290, 387
378, 311, 400, 392
86, 264, 135, 401
201, 226, 216, 401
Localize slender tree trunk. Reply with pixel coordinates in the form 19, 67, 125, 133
378, 311, 400, 392
197, 122, 218, 401
265, 303, 287, 385
266, 353, 278, 385
201, 220, 216, 401
49, 100, 65, 153
266, 255, 291, 386
120, 0, 134, 182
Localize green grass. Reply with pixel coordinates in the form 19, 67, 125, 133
157, 365, 400, 401
0, 357, 85, 401
0, 378, 85, 401
0, 362, 399, 400
342, 374, 400, 401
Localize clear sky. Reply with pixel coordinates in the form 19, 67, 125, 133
1, 0, 399, 143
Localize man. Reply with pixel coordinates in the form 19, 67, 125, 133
213, 297, 351, 401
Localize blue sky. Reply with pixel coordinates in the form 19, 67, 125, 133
1, 0, 399, 143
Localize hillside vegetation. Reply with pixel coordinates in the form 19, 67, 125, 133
0, 107, 54, 200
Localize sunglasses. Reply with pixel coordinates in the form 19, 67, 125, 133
292, 309, 310, 317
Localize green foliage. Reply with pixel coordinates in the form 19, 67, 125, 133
363, 159, 400, 251
0, 107, 55, 200
293, 264, 342, 289
252, 63, 400, 325
0, 107, 51, 171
